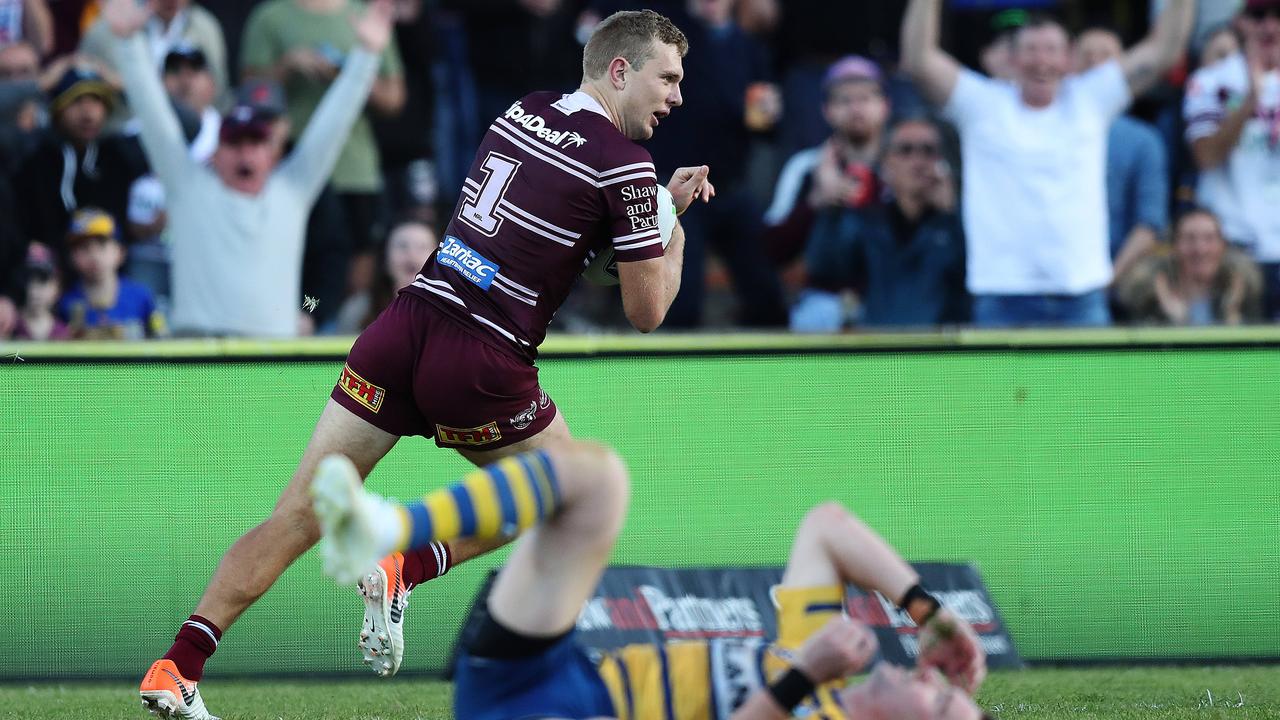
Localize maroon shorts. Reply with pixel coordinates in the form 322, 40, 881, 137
331, 293, 557, 450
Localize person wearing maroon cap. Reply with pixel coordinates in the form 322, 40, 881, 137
1183, 0, 1280, 320
763, 55, 890, 272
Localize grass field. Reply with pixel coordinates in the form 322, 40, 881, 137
4, 666, 1278, 719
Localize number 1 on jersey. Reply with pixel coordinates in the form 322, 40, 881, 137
460, 152, 522, 236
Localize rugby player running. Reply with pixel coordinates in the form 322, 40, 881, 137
137, 10, 714, 720
310, 445, 990, 720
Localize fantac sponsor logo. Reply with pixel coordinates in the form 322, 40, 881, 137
847, 590, 997, 632
576, 585, 765, 638
338, 364, 386, 413
504, 102, 588, 148
436, 235, 499, 289
435, 422, 503, 446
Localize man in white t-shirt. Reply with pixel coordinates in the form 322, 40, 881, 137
1183, 0, 1280, 321
901, 0, 1195, 327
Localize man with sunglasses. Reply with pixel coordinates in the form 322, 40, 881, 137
793, 117, 967, 331
1184, 0, 1280, 321
901, 0, 1195, 328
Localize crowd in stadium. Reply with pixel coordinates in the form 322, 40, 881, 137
1, 0, 1278, 341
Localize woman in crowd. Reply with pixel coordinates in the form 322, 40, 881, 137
1116, 208, 1263, 325
330, 217, 437, 334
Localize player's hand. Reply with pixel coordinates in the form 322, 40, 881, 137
353, 0, 395, 54
666, 165, 715, 215
793, 616, 878, 684
103, 0, 154, 38
916, 608, 986, 695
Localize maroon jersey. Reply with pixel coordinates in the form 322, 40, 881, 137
404, 91, 666, 360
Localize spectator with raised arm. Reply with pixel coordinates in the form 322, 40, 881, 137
103, 0, 393, 337
1075, 27, 1169, 283
901, 0, 1195, 327
121, 43, 223, 308
1184, 0, 1280, 320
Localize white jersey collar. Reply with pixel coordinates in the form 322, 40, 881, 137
553, 90, 611, 120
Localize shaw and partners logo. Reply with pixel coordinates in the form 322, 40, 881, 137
576, 585, 765, 639
436, 235, 499, 289
504, 101, 588, 148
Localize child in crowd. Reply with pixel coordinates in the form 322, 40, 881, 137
59, 208, 167, 340
13, 243, 71, 341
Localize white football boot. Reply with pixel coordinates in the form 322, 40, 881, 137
357, 552, 411, 677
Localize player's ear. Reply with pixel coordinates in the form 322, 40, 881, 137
608, 56, 628, 90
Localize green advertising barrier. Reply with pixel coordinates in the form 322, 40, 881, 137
2, 330, 1278, 678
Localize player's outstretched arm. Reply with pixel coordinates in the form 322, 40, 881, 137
1119, 0, 1195, 97
729, 616, 877, 720
312, 440, 629, 637
900, 0, 962, 107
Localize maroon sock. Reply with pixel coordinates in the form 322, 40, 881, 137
162, 615, 222, 681
401, 542, 451, 589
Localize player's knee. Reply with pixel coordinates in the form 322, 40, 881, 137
799, 501, 851, 542
550, 441, 629, 536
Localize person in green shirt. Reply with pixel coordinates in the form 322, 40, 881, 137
241, 0, 406, 311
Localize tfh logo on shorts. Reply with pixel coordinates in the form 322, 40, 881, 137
437, 235, 499, 289
510, 401, 537, 430
504, 101, 588, 148
436, 422, 503, 446
338, 364, 385, 413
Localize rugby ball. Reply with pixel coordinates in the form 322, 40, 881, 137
584, 184, 677, 286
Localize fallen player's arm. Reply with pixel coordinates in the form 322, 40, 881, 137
730, 617, 877, 720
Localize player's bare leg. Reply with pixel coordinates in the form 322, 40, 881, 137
357, 411, 574, 676
482, 441, 627, 636
312, 440, 628, 633
140, 400, 397, 719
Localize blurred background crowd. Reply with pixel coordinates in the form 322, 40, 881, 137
1, 0, 1278, 340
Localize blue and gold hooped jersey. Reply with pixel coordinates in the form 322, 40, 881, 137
595, 585, 849, 720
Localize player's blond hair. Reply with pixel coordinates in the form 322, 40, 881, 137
582, 10, 688, 81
